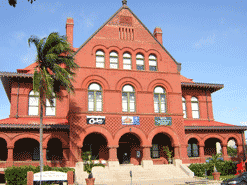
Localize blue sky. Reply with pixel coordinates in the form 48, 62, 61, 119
0, 0, 247, 139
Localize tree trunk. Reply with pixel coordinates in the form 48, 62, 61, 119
39, 92, 44, 185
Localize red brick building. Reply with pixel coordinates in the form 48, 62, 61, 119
0, 1, 246, 169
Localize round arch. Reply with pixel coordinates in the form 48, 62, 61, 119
0, 133, 12, 148
108, 46, 121, 55
92, 45, 107, 55
43, 135, 69, 149
81, 75, 110, 90
202, 134, 226, 145
79, 126, 113, 148
185, 134, 204, 146
12, 134, 39, 146
148, 127, 180, 147
147, 79, 173, 93
115, 77, 143, 92
113, 127, 148, 146
147, 49, 162, 62
225, 134, 241, 146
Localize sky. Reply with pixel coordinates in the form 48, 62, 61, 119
0, 0, 247, 140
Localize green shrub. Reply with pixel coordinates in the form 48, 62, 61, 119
4, 165, 75, 185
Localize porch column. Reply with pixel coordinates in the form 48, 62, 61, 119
107, 146, 119, 168
78, 148, 82, 162
222, 144, 229, 161
141, 145, 153, 169
174, 146, 179, 159
7, 147, 14, 167
199, 145, 205, 163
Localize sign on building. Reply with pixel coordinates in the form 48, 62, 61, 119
155, 117, 172, 126
87, 116, 105, 125
33, 171, 67, 181
122, 116, 140, 125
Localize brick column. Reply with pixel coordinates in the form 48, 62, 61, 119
27, 171, 33, 185
142, 145, 152, 160
199, 145, 205, 163
7, 147, 14, 167
108, 146, 118, 161
185, 95, 192, 119
43, 148, 47, 165
78, 148, 82, 162
67, 171, 74, 185
222, 144, 229, 161
174, 146, 179, 159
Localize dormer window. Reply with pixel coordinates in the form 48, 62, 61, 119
123, 53, 132, 70
96, 50, 105, 68
149, 55, 157, 71
136, 54, 144, 70
110, 51, 118, 69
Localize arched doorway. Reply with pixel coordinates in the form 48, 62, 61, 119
205, 138, 222, 157
151, 133, 173, 163
82, 133, 108, 161
0, 138, 7, 161
117, 133, 141, 164
47, 138, 63, 161
13, 138, 39, 161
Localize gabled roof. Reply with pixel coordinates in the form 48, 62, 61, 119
184, 120, 247, 131
73, 4, 182, 72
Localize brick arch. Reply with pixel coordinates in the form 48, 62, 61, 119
78, 126, 114, 148
147, 79, 173, 93
113, 127, 148, 146
108, 46, 121, 55
0, 134, 12, 148
147, 127, 180, 147
43, 135, 69, 149
81, 75, 110, 90
202, 134, 226, 146
225, 134, 241, 146
133, 48, 147, 56
115, 77, 143, 92
185, 134, 203, 146
121, 47, 134, 55
12, 134, 40, 147
92, 45, 108, 55
147, 49, 162, 62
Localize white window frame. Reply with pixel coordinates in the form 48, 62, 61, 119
110, 51, 119, 69
182, 97, 187, 118
28, 90, 39, 116
123, 53, 132, 70
191, 97, 200, 119
154, 87, 166, 113
149, 55, 157, 71
122, 85, 135, 112
88, 83, 103, 112
136, 53, 144, 70
96, 50, 105, 68
45, 93, 56, 116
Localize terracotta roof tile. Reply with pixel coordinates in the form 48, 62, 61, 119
184, 120, 235, 127
180, 75, 194, 83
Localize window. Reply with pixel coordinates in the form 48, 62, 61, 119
46, 93, 56, 116
149, 55, 157, 71
154, 87, 166, 113
182, 97, 187, 118
151, 144, 159, 158
96, 50, 105, 68
136, 54, 144, 70
123, 53, 132, 69
122, 85, 135, 112
110, 51, 118, 69
191, 97, 199, 118
88, 83, 102, 112
187, 139, 199, 157
28, 90, 39, 116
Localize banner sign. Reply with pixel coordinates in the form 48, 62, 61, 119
87, 116, 105, 125
33, 171, 67, 181
122, 116, 140, 125
155, 117, 172, 126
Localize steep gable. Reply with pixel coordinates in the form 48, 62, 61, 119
74, 4, 181, 72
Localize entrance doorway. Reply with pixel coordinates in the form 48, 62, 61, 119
117, 133, 140, 164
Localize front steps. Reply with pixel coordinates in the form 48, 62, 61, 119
75, 160, 195, 185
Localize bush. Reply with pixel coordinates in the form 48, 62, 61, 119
4, 165, 75, 185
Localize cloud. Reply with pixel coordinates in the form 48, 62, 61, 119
193, 33, 216, 48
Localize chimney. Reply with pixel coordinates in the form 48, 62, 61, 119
153, 27, 163, 45
66, 17, 74, 49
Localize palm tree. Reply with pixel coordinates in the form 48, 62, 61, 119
28, 32, 79, 184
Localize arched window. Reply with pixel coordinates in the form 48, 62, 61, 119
191, 97, 199, 118
182, 97, 187, 118
122, 85, 135, 112
187, 138, 199, 157
46, 93, 56, 116
136, 53, 144, 70
154, 87, 166, 113
88, 83, 102, 112
110, 51, 118, 69
28, 90, 39, 116
96, 50, 105, 68
123, 53, 132, 70
149, 55, 157, 71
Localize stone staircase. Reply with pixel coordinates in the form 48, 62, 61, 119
75, 161, 196, 185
